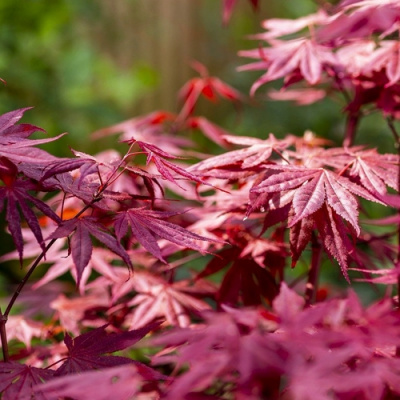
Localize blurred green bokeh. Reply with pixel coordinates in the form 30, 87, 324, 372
0, 1, 158, 155
0, 0, 394, 153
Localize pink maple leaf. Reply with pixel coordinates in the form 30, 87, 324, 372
362, 40, 400, 87
4, 316, 45, 350
189, 133, 293, 176
252, 165, 379, 234
268, 88, 327, 105
318, 0, 400, 41
239, 38, 337, 95
126, 271, 212, 329
254, 10, 330, 40
35, 364, 162, 400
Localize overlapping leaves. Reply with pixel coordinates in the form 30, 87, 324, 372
48, 217, 132, 285
191, 132, 397, 276
114, 208, 216, 263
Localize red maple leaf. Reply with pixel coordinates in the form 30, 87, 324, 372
252, 165, 380, 235
178, 61, 242, 120
319, 147, 399, 195
251, 165, 382, 276
197, 247, 279, 306
132, 139, 211, 189
222, 0, 259, 25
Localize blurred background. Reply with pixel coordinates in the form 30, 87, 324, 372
0, 0, 395, 303
0, 0, 374, 155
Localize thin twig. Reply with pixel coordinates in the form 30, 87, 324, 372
386, 117, 400, 306
343, 113, 360, 148
0, 309, 9, 362
304, 233, 322, 307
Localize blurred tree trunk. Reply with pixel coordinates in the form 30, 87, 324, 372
91, 0, 267, 119
96, 0, 198, 114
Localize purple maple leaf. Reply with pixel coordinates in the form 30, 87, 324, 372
48, 216, 132, 285
0, 362, 54, 400
55, 323, 159, 376
0, 108, 64, 166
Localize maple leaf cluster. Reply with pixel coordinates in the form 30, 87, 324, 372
240, 0, 400, 127
2, 1, 400, 399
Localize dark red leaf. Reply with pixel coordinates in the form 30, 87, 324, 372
48, 217, 132, 284
0, 362, 54, 400
55, 323, 160, 376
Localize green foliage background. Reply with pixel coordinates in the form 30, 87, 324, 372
0, 0, 394, 152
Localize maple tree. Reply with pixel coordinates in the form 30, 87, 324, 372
2, 0, 400, 399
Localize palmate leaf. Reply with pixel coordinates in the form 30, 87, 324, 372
47, 172, 110, 210
251, 165, 382, 275
48, 216, 132, 285
177, 60, 242, 120
318, 0, 400, 41
0, 108, 65, 166
55, 323, 160, 376
40, 148, 118, 188
114, 208, 216, 263
252, 165, 381, 235
0, 179, 61, 263
239, 38, 337, 95
289, 203, 354, 279
0, 362, 54, 400
255, 10, 329, 41
149, 307, 282, 400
